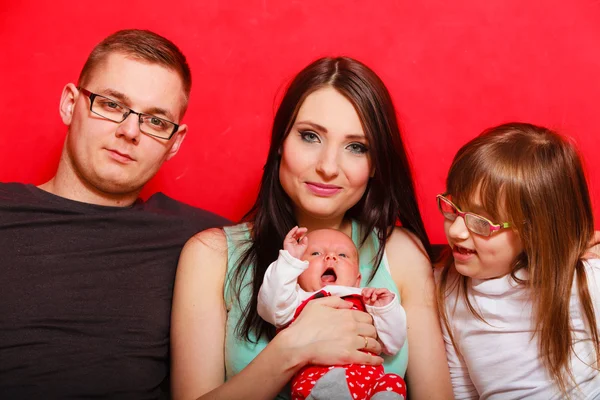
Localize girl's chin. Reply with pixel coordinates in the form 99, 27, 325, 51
454, 261, 510, 281
453, 260, 479, 279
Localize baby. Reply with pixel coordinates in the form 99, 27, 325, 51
258, 226, 407, 400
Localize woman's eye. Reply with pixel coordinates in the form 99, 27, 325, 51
347, 143, 368, 154
300, 130, 320, 143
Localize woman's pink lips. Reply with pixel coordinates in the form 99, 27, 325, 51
305, 182, 342, 196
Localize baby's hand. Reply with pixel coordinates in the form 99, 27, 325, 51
362, 287, 395, 307
283, 226, 308, 259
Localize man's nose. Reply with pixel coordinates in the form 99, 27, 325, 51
115, 112, 142, 143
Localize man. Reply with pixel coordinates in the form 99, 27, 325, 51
0, 29, 228, 399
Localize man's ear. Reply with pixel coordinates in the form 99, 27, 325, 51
166, 124, 188, 160
59, 83, 79, 125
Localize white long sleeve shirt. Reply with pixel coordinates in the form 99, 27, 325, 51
441, 258, 600, 399
257, 250, 407, 355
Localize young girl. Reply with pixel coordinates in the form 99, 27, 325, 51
436, 122, 600, 399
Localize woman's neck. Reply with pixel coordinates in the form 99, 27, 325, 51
295, 213, 352, 237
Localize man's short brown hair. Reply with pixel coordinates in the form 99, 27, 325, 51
78, 29, 191, 113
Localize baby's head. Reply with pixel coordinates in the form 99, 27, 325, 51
297, 229, 361, 292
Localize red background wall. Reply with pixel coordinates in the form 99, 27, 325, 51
1, 0, 598, 244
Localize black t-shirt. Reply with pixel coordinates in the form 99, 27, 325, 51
0, 183, 230, 399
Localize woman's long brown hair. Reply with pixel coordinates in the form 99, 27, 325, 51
437, 122, 598, 395
231, 57, 433, 342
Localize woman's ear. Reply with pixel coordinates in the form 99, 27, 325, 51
59, 83, 79, 125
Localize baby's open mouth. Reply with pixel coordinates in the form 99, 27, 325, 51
321, 268, 337, 283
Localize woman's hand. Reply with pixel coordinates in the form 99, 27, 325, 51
278, 296, 384, 367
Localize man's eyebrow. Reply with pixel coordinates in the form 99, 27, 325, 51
101, 89, 131, 104
144, 106, 176, 122
295, 121, 366, 140
99, 89, 176, 122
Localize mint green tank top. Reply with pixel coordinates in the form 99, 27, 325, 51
222, 221, 409, 399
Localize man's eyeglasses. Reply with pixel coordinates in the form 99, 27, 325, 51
436, 194, 512, 237
78, 87, 179, 140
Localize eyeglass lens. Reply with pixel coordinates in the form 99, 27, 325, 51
91, 95, 174, 139
438, 197, 492, 236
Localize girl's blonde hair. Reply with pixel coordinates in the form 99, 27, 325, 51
437, 122, 597, 394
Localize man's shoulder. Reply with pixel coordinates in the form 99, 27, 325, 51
143, 192, 231, 227
0, 181, 31, 194
0, 182, 37, 203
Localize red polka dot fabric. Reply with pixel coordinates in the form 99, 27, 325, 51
289, 293, 406, 399
291, 364, 406, 399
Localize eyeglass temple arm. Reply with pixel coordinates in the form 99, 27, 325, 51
490, 222, 512, 231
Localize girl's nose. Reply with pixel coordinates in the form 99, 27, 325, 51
447, 217, 470, 241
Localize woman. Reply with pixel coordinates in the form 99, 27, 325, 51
171, 57, 452, 399
436, 123, 600, 399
